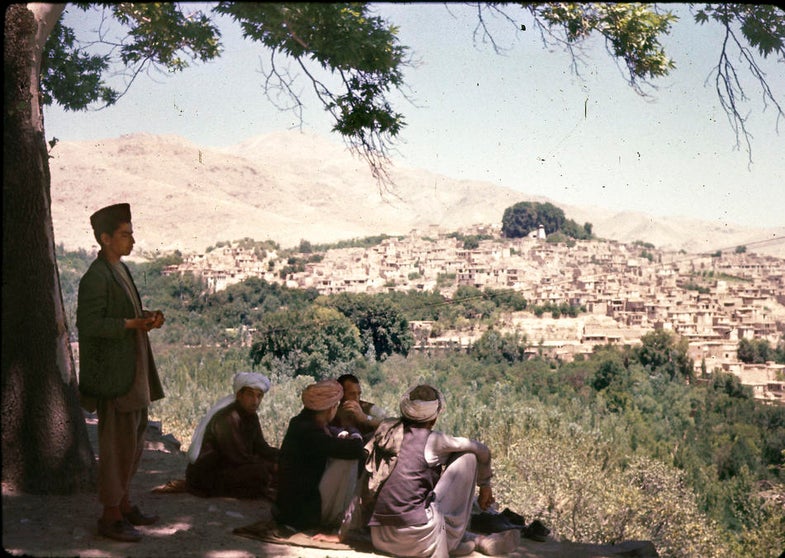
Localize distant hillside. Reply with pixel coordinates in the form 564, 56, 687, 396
49, 131, 784, 257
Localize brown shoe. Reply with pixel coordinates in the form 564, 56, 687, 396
123, 505, 159, 526
97, 518, 143, 542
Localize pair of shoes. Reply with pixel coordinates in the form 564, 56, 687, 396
470, 511, 519, 534
475, 529, 521, 555
500, 508, 525, 527
123, 505, 159, 526
97, 518, 142, 542
522, 519, 550, 542
450, 539, 476, 556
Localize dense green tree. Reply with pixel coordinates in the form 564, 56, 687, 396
484, 288, 528, 312
711, 371, 753, 401
320, 292, 414, 360
379, 290, 447, 321
755, 404, 785, 472
775, 341, 785, 365
449, 285, 497, 321
560, 218, 594, 240
737, 338, 754, 363
501, 201, 593, 240
737, 338, 772, 364
470, 328, 528, 364
501, 201, 567, 238
636, 329, 693, 380
249, 305, 361, 379
204, 276, 318, 326
591, 356, 626, 392
501, 201, 539, 238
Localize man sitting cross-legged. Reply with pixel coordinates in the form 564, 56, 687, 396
186, 372, 280, 499
274, 378, 366, 542
364, 384, 520, 557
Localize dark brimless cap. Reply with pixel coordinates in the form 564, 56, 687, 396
89, 203, 131, 241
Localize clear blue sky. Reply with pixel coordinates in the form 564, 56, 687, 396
44, 3, 785, 228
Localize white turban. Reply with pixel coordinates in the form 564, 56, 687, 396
233, 371, 271, 394
399, 384, 445, 423
188, 372, 271, 463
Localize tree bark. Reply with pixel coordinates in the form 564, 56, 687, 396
2, 3, 95, 494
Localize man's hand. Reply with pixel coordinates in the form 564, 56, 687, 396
478, 485, 494, 511
125, 317, 156, 331
341, 400, 365, 422
144, 310, 165, 329
126, 310, 164, 331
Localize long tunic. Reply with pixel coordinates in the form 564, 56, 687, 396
370, 425, 439, 526
274, 409, 365, 530
364, 419, 494, 557
186, 401, 279, 498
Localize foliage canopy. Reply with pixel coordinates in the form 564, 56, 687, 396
501, 201, 592, 239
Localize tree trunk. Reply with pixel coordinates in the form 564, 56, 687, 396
2, 3, 95, 494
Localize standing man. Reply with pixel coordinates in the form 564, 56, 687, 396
77, 203, 165, 543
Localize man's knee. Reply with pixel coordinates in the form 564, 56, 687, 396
447, 451, 477, 469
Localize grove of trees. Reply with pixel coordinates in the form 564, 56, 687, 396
501, 201, 593, 240
738, 337, 785, 365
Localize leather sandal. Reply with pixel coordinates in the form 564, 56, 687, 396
123, 505, 159, 526
522, 519, 550, 542
500, 507, 526, 527
97, 518, 143, 542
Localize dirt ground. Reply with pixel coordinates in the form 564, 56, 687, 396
2, 414, 351, 558
2, 414, 656, 558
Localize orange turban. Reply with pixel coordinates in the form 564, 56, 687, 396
302, 379, 343, 411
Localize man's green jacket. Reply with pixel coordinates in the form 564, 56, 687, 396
76, 254, 164, 401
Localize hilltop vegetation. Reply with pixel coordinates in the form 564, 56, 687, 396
57, 245, 784, 557
502, 201, 593, 241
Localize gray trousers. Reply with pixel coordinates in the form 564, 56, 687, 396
371, 452, 478, 558
319, 458, 359, 528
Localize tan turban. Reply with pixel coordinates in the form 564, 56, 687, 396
399, 384, 445, 423
188, 371, 271, 463
302, 379, 344, 411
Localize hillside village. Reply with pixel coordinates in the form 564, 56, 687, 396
163, 224, 785, 404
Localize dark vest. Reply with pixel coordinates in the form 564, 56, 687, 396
370, 425, 441, 527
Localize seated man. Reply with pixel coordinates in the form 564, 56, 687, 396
274, 378, 366, 539
331, 373, 388, 441
186, 372, 279, 499
364, 384, 518, 557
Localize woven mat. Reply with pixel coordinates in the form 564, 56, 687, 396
233, 519, 374, 552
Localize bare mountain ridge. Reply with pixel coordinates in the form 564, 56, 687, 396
49, 131, 784, 257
